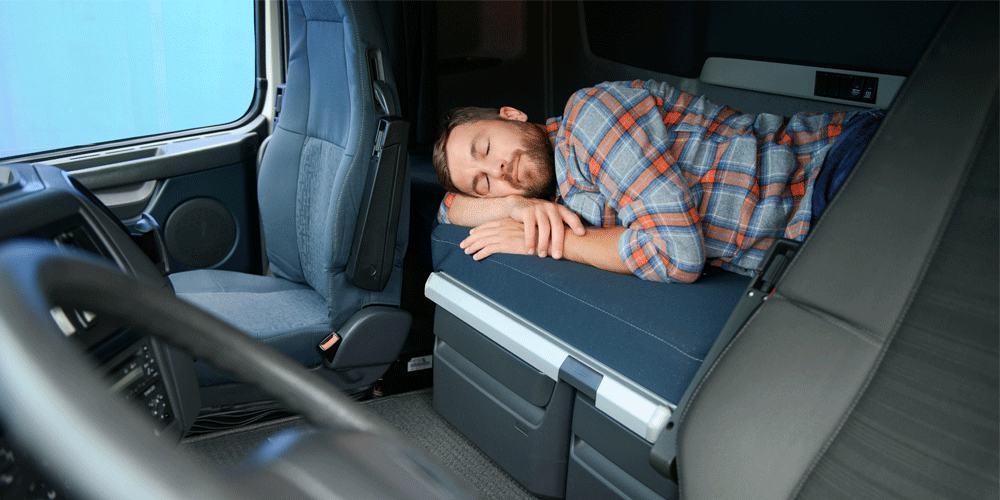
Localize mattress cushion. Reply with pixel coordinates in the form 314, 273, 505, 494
430, 223, 751, 404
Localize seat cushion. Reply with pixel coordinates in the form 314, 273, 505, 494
430, 223, 751, 404
169, 269, 331, 384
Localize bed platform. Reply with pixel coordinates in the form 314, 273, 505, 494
425, 223, 750, 499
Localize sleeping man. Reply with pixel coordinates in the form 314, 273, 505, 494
433, 79, 883, 283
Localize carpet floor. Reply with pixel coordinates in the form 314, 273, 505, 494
180, 388, 539, 499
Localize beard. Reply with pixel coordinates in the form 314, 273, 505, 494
512, 121, 557, 199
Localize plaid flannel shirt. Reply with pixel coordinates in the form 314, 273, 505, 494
440, 80, 852, 282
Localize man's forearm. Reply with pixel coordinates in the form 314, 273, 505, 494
562, 226, 630, 275
447, 194, 515, 226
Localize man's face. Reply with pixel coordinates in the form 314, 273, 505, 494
445, 117, 555, 199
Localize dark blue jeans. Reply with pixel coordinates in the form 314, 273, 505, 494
811, 108, 886, 223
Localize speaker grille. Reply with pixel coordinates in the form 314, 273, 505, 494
164, 198, 237, 269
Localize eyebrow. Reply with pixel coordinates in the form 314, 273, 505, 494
470, 131, 481, 159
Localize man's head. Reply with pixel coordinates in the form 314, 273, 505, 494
432, 106, 556, 199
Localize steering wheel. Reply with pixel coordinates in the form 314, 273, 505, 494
0, 240, 477, 500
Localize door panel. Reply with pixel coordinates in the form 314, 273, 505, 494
51, 118, 266, 275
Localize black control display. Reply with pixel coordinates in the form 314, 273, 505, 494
103, 338, 174, 426
814, 71, 878, 104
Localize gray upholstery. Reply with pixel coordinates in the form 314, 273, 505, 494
676, 4, 998, 499
798, 127, 998, 498
169, 1, 408, 385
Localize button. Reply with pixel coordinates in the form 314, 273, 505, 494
850, 76, 865, 100
27, 480, 58, 499
823, 74, 839, 98
839, 75, 854, 99
815, 72, 829, 97
828, 74, 846, 98
862, 77, 879, 103
49, 307, 76, 336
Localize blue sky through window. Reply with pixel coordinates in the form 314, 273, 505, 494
0, 0, 255, 159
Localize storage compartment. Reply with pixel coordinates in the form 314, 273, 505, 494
433, 308, 574, 499
568, 395, 677, 500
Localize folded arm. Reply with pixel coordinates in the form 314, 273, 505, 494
461, 219, 630, 275
442, 193, 586, 259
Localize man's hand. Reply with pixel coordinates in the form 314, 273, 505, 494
460, 219, 631, 277
506, 197, 585, 259
448, 194, 586, 259
460, 218, 533, 260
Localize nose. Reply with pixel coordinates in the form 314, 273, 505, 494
487, 158, 506, 178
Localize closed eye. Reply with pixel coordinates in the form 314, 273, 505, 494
474, 173, 490, 197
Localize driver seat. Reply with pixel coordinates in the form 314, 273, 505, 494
168, 0, 411, 390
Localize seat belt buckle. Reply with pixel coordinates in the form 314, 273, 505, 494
752, 238, 802, 295
318, 332, 341, 363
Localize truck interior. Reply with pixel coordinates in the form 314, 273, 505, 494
0, 1, 996, 499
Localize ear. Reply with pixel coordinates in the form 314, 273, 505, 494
499, 106, 528, 122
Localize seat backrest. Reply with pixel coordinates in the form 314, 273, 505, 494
257, 1, 409, 328
675, 4, 998, 499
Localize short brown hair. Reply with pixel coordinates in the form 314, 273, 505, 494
432, 107, 502, 194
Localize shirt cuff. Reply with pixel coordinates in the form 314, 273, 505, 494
436, 192, 456, 225
618, 227, 659, 281
618, 227, 703, 283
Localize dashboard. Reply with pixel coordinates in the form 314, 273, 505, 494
0, 163, 201, 499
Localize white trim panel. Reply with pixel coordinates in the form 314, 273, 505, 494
425, 272, 567, 380
426, 272, 674, 443
701, 57, 905, 109
596, 377, 673, 443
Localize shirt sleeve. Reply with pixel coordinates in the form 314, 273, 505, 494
617, 198, 706, 283
621, 80, 709, 282
559, 80, 708, 283
436, 192, 456, 224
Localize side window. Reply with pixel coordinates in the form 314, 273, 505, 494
0, 1, 256, 160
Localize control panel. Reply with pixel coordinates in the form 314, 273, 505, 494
0, 335, 174, 499
1, 443, 66, 500
0, 164, 193, 499
814, 71, 879, 104
103, 337, 174, 426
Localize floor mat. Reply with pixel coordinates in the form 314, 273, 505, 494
178, 389, 538, 499
180, 414, 306, 467
362, 389, 538, 500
